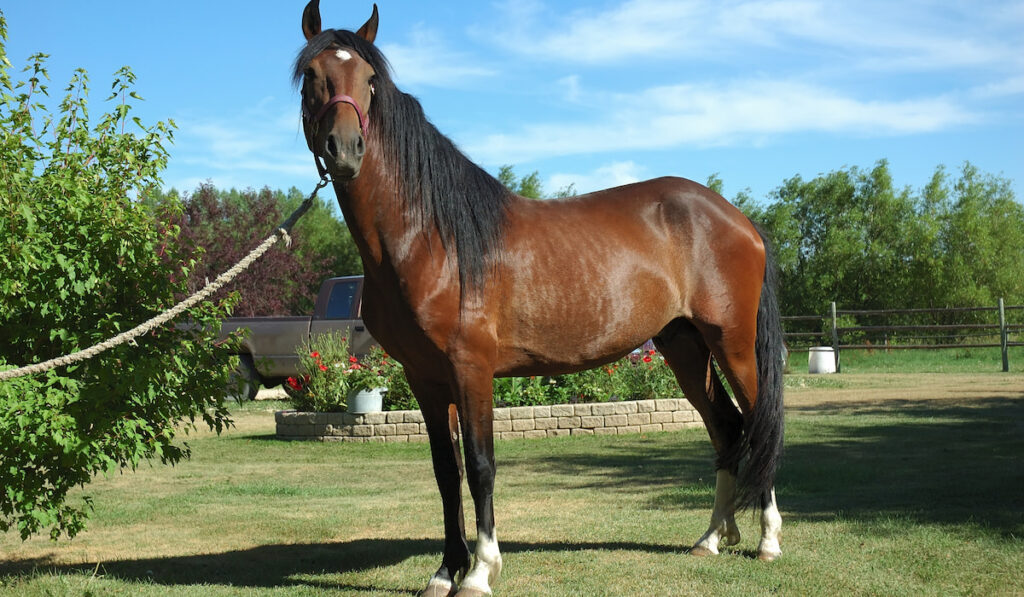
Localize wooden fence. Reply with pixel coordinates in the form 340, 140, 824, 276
782, 299, 1023, 372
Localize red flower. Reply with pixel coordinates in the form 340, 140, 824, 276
286, 376, 302, 391
648, 349, 657, 355
349, 356, 359, 363
350, 363, 362, 370
318, 364, 329, 372
642, 355, 653, 363
310, 351, 320, 359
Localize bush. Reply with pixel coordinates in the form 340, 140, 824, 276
493, 351, 681, 407
286, 333, 410, 412
283, 332, 683, 413
0, 15, 236, 540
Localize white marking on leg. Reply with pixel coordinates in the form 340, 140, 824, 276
460, 530, 502, 594
693, 469, 741, 554
335, 49, 353, 61
423, 569, 454, 596
758, 488, 783, 560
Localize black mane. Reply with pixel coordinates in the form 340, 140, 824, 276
294, 29, 512, 296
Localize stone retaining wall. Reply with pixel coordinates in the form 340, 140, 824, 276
275, 398, 702, 442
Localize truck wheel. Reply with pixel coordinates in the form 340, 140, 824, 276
228, 355, 260, 402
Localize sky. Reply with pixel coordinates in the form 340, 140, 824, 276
4, 1, 1022, 205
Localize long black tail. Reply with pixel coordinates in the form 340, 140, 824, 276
734, 227, 786, 510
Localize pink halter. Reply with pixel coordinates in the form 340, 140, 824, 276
306, 94, 370, 136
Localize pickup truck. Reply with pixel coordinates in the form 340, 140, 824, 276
222, 275, 376, 399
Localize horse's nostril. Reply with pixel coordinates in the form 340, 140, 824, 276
325, 134, 339, 159
355, 136, 366, 158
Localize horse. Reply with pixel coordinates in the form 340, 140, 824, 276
294, 2, 785, 595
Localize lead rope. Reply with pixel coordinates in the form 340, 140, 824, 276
0, 175, 333, 382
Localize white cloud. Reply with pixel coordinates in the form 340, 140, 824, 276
464, 78, 977, 164
380, 25, 495, 88
547, 161, 646, 195
968, 76, 1024, 100
558, 75, 583, 103
487, 0, 1023, 73
165, 99, 313, 192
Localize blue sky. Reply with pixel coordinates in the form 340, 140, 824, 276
4, 1, 1022, 204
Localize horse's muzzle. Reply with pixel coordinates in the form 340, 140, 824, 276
325, 131, 365, 180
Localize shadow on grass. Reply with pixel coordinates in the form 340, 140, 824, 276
502, 395, 1024, 538
3, 394, 1020, 591
778, 395, 1024, 537
0, 538, 684, 590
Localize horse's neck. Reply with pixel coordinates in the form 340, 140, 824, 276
333, 154, 449, 288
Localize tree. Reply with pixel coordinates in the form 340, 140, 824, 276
752, 160, 1023, 316
497, 165, 576, 199
279, 186, 363, 282
158, 185, 325, 316
0, 15, 234, 540
938, 162, 1024, 307
150, 185, 363, 315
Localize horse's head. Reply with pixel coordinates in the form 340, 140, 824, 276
298, 1, 379, 181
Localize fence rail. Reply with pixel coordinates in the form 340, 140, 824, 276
782, 299, 1022, 372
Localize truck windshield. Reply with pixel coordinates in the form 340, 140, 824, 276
325, 281, 358, 319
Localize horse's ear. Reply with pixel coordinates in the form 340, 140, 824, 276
302, 0, 322, 41
356, 4, 379, 43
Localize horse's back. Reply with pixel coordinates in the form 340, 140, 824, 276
491, 176, 764, 375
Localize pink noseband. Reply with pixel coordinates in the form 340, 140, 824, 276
306, 94, 370, 136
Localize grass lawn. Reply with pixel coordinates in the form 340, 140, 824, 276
787, 345, 1024, 375
1, 372, 1022, 596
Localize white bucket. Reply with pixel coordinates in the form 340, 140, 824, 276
347, 388, 385, 413
808, 346, 836, 374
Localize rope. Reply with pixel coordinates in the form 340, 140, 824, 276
0, 176, 332, 382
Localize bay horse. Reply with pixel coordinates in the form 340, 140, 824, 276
295, 2, 785, 595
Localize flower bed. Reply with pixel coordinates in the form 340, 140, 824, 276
276, 397, 702, 442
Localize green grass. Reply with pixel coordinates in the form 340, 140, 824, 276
789, 345, 1024, 374
1, 374, 1022, 596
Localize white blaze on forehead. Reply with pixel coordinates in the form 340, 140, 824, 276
335, 49, 353, 61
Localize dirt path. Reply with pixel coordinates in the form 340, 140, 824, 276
784, 372, 1024, 412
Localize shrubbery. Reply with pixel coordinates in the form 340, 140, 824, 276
0, 14, 236, 540
285, 332, 409, 412
283, 331, 682, 413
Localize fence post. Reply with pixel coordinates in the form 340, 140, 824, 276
999, 298, 1009, 372
831, 301, 841, 373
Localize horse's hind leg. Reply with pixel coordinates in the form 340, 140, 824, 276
696, 318, 784, 562
654, 320, 744, 556
414, 376, 471, 597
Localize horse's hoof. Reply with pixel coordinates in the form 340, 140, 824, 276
418, 582, 457, 597
757, 550, 781, 562
689, 545, 716, 557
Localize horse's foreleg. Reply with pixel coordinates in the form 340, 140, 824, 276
452, 365, 501, 597
416, 378, 471, 597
